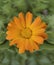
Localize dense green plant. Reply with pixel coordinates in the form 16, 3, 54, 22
0, 0, 54, 65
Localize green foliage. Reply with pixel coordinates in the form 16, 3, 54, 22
46, 15, 54, 44
48, 0, 54, 14
27, 0, 49, 16
47, 15, 54, 30
0, 31, 6, 44
0, 0, 54, 65
0, 16, 5, 30
12, 0, 28, 13
0, 49, 54, 65
47, 31, 54, 44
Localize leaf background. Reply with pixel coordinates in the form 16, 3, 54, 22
0, 0, 54, 65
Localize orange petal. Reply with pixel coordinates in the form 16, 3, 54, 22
18, 12, 25, 28
6, 35, 13, 40
18, 42, 25, 54
31, 36, 44, 44
26, 12, 33, 27
13, 17, 23, 29
6, 34, 17, 40
30, 16, 41, 29
6, 31, 13, 40
7, 22, 20, 37
33, 42, 39, 50
28, 40, 34, 52
25, 39, 39, 52
23, 39, 33, 52
18, 39, 25, 54
40, 22, 47, 29
25, 39, 33, 51
29, 39, 39, 52
9, 40, 17, 46
16, 38, 25, 53
6, 30, 19, 40
33, 28, 45, 36
25, 39, 29, 50
7, 23, 12, 27
39, 33, 48, 40
7, 21, 15, 29
19, 47, 25, 54
7, 21, 20, 33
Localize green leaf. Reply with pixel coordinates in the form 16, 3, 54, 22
0, 16, 5, 30
12, 0, 28, 13
48, 0, 54, 14
36, 50, 54, 65
47, 15, 54, 29
0, 31, 6, 44
0, 48, 27, 65
0, 41, 9, 50
0, 46, 54, 65
1, 3, 15, 16
27, 0, 49, 16
47, 31, 54, 44
40, 42, 54, 50
46, 15, 54, 44
25, 50, 54, 65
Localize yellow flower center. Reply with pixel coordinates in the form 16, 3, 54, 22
21, 28, 32, 39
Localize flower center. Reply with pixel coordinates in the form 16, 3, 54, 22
21, 28, 32, 39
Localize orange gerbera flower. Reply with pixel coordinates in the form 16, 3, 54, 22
6, 12, 48, 53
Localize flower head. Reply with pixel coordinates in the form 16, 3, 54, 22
6, 12, 48, 53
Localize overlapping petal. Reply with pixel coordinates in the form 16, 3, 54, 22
26, 12, 33, 27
